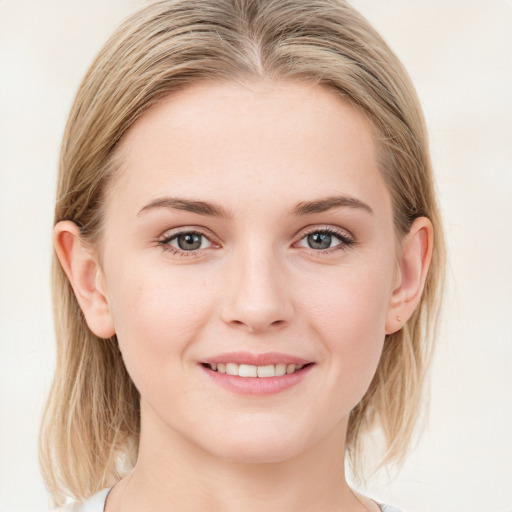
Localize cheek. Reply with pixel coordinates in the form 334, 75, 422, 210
105, 261, 215, 382
305, 258, 392, 330
301, 260, 392, 394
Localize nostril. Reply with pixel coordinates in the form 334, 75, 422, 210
226, 317, 288, 334
230, 319, 287, 332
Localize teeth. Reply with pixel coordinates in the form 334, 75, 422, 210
208, 362, 306, 377
226, 363, 238, 376
257, 365, 275, 378
239, 364, 257, 377
275, 363, 286, 376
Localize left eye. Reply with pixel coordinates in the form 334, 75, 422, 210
167, 232, 211, 251
297, 231, 347, 250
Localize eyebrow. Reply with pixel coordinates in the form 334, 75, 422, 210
138, 197, 232, 218
137, 194, 373, 218
291, 195, 373, 216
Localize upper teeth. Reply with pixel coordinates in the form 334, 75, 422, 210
210, 363, 304, 377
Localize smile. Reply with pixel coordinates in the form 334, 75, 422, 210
204, 362, 307, 377
200, 354, 315, 396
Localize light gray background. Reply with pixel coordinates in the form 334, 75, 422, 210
0, 1, 511, 511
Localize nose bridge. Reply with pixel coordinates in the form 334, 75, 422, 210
221, 241, 293, 333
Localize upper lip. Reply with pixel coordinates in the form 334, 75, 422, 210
202, 351, 312, 366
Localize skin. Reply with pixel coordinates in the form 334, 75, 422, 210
54, 80, 433, 512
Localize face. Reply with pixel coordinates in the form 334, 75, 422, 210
98, 80, 400, 463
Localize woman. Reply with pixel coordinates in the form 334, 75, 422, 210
40, 1, 444, 510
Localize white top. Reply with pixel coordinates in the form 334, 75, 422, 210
55, 488, 404, 511
54, 488, 111, 512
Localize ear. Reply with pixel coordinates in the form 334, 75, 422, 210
385, 217, 434, 335
53, 220, 116, 339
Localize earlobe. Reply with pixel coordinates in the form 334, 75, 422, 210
53, 221, 116, 339
385, 217, 434, 335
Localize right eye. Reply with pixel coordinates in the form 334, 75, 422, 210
159, 229, 214, 256
169, 232, 211, 251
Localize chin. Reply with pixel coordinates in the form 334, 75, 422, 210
195, 419, 315, 465
215, 442, 304, 465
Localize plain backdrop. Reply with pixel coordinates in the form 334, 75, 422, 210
0, 1, 511, 511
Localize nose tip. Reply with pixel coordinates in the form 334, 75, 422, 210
220, 257, 294, 334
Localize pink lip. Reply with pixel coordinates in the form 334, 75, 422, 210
202, 351, 311, 366
199, 352, 314, 397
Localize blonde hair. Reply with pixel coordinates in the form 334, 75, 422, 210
41, 0, 445, 505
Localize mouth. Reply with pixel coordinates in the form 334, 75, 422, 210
199, 353, 315, 396
201, 362, 313, 378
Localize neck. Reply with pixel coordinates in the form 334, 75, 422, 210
107, 403, 372, 512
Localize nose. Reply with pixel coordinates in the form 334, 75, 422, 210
220, 247, 294, 334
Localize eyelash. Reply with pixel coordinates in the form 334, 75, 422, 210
157, 226, 355, 258
296, 226, 355, 253
158, 229, 216, 258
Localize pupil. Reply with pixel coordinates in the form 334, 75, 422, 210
308, 232, 331, 249
178, 233, 201, 250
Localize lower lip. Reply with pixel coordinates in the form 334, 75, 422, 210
200, 364, 314, 396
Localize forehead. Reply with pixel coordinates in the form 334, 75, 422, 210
109, 79, 388, 217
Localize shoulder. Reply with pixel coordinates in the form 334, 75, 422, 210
52, 488, 111, 512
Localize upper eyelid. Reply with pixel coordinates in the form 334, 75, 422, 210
159, 226, 218, 242
296, 224, 355, 240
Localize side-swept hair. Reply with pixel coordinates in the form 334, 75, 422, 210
40, 0, 445, 505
